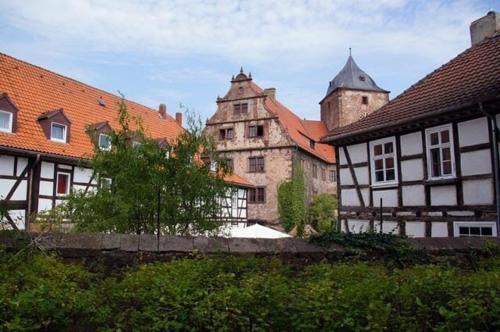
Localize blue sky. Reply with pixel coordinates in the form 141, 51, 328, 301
0, 0, 498, 122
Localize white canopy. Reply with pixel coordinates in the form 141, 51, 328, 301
229, 224, 291, 239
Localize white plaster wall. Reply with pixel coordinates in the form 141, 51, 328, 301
372, 189, 398, 207
38, 198, 53, 212
58, 164, 72, 170
72, 184, 87, 193
55, 199, 65, 206
346, 219, 370, 233
354, 166, 369, 185
400, 132, 423, 156
463, 179, 493, 205
458, 117, 489, 147
402, 185, 425, 206
461, 150, 492, 176
341, 189, 360, 206
11, 180, 27, 200
16, 158, 28, 175
338, 148, 347, 166
39, 180, 54, 196
431, 222, 448, 237
360, 188, 370, 207
347, 143, 367, 164
74, 167, 93, 183
430, 186, 457, 206
340, 168, 353, 185
401, 159, 424, 181
406, 222, 426, 237
0, 155, 15, 175
374, 220, 399, 234
0, 179, 15, 199
1, 210, 25, 230
40, 162, 54, 179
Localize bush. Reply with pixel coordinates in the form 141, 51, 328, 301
0, 251, 498, 331
307, 193, 337, 232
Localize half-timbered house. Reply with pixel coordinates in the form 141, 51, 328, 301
322, 11, 500, 238
0, 53, 251, 230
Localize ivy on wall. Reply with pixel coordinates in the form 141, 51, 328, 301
277, 163, 306, 232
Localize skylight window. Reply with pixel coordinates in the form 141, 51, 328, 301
97, 97, 106, 107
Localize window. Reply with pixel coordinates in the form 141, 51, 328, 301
370, 137, 397, 185
329, 169, 337, 182
362, 96, 368, 105
234, 102, 248, 114
312, 164, 318, 178
210, 161, 218, 172
56, 172, 70, 196
454, 222, 497, 237
249, 187, 265, 203
248, 125, 264, 138
426, 124, 454, 179
0, 110, 13, 133
248, 156, 265, 172
310, 140, 315, 149
51, 123, 67, 142
224, 158, 234, 172
219, 128, 234, 140
98, 133, 112, 150
321, 168, 326, 181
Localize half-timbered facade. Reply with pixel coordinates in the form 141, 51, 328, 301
0, 53, 251, 230
322, 12, 500, 238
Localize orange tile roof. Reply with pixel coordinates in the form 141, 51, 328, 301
0, 52, 183, 160
223, 173, 253, 187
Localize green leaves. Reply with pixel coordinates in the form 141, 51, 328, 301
278, 163, 306, 232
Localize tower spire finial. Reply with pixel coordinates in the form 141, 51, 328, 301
240, 66, 244, 74
349, 47, 352, 56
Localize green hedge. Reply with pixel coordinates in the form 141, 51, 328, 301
0, 251, 499, 331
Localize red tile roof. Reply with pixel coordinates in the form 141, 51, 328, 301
323, 33, 500, 143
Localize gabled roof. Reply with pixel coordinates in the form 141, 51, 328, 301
0, 52, 183, 159
323, 33, 500, 143
322, 55, 387, 101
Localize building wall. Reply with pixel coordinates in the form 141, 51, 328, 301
320, 89, 389, 131
295, 149, 336, 204
337, 115, 498, 238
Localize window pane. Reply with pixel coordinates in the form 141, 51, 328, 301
430, 132, 439, 145
249, 126, 256, 137
385, 157, 394, 169
99, 134, 111, 149
441, 130, 449, 143
470, 227, 480, 236
459, 226, 469, 236
374, 144, 382, 156
431, 148, 441, 177
482, 227, 493, 236
442, 147, 451, 161
227, 128, 233, 139
52, 124, 65, 140
219, 129, 226, 140
384, 142, 393, 154
375, 170, 384, 182
0, 112, 11, 130
375, 159, 383, 170
257, 125, 264, 137
386, 169, 395, 181
241, 103, 248, 112
56, 173, 69, 195
234, 104, 241, 113
443, 161, 452, 175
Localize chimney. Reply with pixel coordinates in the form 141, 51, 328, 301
159, 103, 167, 119
470, 11, 500, 46
264, 88, 276, 100
175, 112, 183, 126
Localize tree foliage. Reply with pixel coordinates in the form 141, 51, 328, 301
65, 99, 229, 235
307, 193, 337, 232
277, 164, 306, 232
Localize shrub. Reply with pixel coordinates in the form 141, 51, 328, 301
307, 193, 337, 232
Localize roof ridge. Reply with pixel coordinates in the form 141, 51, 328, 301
0, 52, 176, 122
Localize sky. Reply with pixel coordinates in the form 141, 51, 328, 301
0, 0, 499, 122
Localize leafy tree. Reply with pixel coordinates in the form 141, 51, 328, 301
307, 193, 337, 232
277, 164, 306, 232
65, 98, 229, 235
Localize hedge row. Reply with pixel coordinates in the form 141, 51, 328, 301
0, 251, 499, 331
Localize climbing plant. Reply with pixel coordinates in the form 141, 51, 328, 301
277, 163, 306, 232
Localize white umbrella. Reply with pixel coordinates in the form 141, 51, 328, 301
230, 224, 291, 239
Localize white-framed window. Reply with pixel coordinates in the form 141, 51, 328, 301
426, 124, 455, 179
98, 133, 112, 151
56, 172, 71, 196
370, 137, 397, 185
51, 122, 67, 142
0, 110, 13, 133
453, 221, 497, 237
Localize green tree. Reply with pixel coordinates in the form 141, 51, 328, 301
65, 99, 229, 235
307, 193, 337, 232
277, 163, 306, 232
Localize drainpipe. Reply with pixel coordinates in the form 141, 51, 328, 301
478, 103, 500, 236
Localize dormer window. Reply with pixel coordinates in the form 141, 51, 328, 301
0, 110, 13, 133
98, 133, 112, 151
51, 123, 67, 142
310, 140, 315, 149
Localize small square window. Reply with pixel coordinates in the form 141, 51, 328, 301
249, 125, 264, 138
0, 110, 13, 133
56, 172, 70, 195
51, 123, 67, 142
98, 133, 112, 150
362, 96, 368, 105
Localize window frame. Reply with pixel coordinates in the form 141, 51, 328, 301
50, 122, 68, 143
98, 133, 112, 151
369, 136, 398, 187
248, 156, 265, 173
56, 171, 71, 196
329, 169, 336, 182
0, 110, 13, 133
248, 187, 266, 204
219, 127, 234, 141
312, 164, 318, 179
425, 124, 455, 180
248, 125, 264, 138
453, 221, 497, 237
233, 102, 248, 114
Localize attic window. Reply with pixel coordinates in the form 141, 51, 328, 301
310, 140, 315, 149
0, 110, 13, 133
248, 125, 264, 138
362, 96, 368, 105
51, 123, 67, 143
234, 102, 248, 114
359, 75, 366, 82
97, 98, 106, 107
